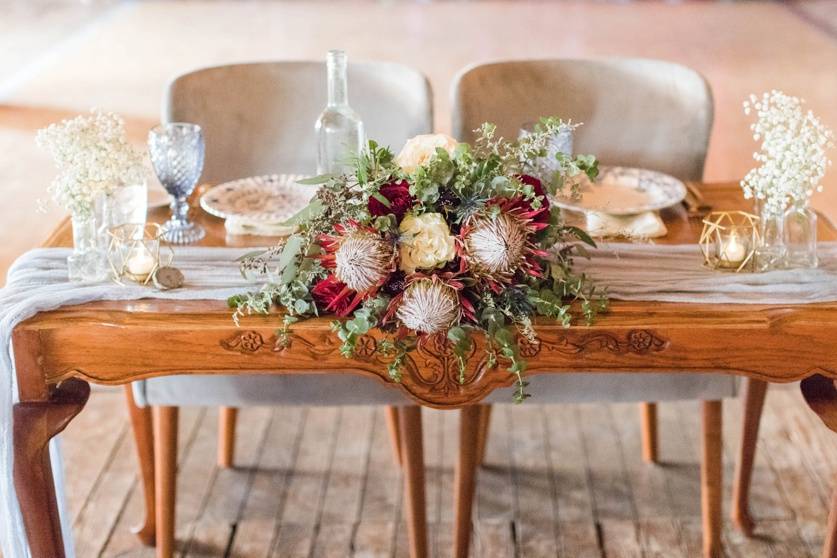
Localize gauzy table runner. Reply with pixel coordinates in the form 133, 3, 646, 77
1, 248, 251, 558
574, 242, 837, 304
4, 243, 837, 557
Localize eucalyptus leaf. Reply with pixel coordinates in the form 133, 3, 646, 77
371, 191, 392, 207
282, 199, 325, 226
277, 235, 304, 284
235, 249, 268, 262
566, 226, 597, 248
296, 175, 334, 185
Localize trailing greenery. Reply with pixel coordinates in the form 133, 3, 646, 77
230, 118, 607, 402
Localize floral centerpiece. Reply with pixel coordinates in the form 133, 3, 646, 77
741, 91, 834, 269
231, 118, 606, 401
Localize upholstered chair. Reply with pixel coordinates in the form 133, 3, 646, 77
125, 61, 433, 558
449, 58, 765, 558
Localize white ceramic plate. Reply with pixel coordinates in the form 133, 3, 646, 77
200, 174, 314, 222
552, 166, 686, 216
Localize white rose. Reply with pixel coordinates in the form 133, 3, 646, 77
396, 133, 459, 173
398, 212, 457, 274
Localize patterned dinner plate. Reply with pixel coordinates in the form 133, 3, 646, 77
199, 174, 314, 222
552, 166, 686, 216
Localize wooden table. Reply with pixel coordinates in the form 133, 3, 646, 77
11, 182, 837, 558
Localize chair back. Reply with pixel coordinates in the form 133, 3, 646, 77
164, 61, 433, 183
451, 58, 713, 180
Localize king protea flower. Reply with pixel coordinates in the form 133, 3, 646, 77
461, 199, 550, 288
394, 278, 461, 334
318, 222, 397, 314
334, 231, 396, 292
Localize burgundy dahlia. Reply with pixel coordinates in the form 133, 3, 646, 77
368, 180, 413, 221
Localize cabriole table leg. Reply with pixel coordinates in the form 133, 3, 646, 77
731, 378, 768, 536
800, 374, 837, 558
13, 378, 90, 558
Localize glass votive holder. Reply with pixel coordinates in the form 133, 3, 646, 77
519, 120, 575, 185
107, 223, 171, 284
519, 120, 574, 157
699, 211, 760, 272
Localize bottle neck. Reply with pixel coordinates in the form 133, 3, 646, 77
326, 51, 349, 107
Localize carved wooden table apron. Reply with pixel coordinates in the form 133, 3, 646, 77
11, 182, 837, 558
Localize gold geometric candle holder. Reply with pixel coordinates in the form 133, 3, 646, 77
107, 223, 172, 284
699, 211, 760, 273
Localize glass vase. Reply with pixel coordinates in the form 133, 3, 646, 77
784, 201, 818, 268
68, 211, 108, 282
94, 182, 149, 249
110, 181, 148, 229
754, 200, 786, 272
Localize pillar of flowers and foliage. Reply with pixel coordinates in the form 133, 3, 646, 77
37, 110, 145, 281
741, 91, 834, 270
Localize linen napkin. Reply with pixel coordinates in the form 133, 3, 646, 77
224, 218, 295, 237
585, 210, 667, 239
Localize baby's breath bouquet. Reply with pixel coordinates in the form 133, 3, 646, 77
231, 118, 606, 402
741, 91, 834, 216
36, 109, 144, 218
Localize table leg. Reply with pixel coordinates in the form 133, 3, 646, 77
640, 402, 659, 464
14, 378, 90, 558
800, 374, 837, 558
701, 400, 723, 558
399, 406, 427, 558
454, 405, 481, 558
731, 378, 768, 536
124, 385, 156, 546
475, 404, 492, 467
386, 406, 403, 467
218, 407, 238, 468
153, 406, 178, 558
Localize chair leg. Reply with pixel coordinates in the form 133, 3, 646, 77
701, 400, 723, 558
731, 379, 768, 536
218, 407, 238, 468
399, 406, 427, 558
475, 404, 492, 466
454, 405, 481, 558
153, 406, 178, 558
386, 406, 403, 467
124, 386, 156, 546
640, 402, 659, 464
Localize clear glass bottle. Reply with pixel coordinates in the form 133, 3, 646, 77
784, 200, 818, 268
315, 49, 365, 175
754, 199, 786, 272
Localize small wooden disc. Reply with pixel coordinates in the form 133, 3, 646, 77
152, 266, 184, 290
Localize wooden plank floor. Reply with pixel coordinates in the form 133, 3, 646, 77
59, 385, 834, 557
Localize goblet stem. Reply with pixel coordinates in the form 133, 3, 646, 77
162, 195, 205, 244
171, 196, 190, 227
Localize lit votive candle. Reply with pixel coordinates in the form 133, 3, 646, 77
719, 233, 747, 266
126, 248, 156, 279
